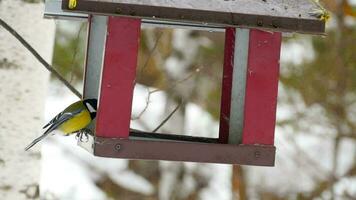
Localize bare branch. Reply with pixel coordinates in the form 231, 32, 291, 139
133, 64, 201, 121
139, 30, 163, 76
152, 99, 183, 133
0, 17, 82, 99
131, 87, 152, 120
150, 65, 203, 94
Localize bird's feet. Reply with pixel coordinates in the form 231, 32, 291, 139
75, 129, 92, 142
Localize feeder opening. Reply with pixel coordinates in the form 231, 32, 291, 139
130, 26, 225, 141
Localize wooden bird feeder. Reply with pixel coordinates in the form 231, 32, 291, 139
46, 0, 325, 166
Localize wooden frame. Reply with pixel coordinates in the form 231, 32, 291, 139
38, 0, 329, 166
62, 0, 325, 34
94, 136, 275, 166
77, 15, 281, 166
44, 0, 320, 166
95, 17, 141, 138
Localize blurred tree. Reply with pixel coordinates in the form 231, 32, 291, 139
48, 0, 356, 198
52, 21, 86, 84
0, 0, 54, 199
277, 0, 356, 199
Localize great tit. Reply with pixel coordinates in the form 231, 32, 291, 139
25, 98, 98, 151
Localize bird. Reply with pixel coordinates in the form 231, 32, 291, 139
25, 98, 98, 151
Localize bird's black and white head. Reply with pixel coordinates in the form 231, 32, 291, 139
83, 99, 97, 119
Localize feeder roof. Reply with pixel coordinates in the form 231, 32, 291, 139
62, 0, 326, 34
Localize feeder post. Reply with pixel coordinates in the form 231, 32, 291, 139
95, 17, 141, 138
219, 27, 235, 144
242, 30, 281, 145
220, 28, 281, 145
83, 15, 108, 99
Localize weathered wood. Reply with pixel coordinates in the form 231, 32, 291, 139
130, 131, 219, 143
219, 28, 235, 144
242, 30, 281, 145
62, 0, 325, 34
45, 0, 87, 20
229, 28, 249, 144
83, 15, 107, 99
95, 17, 141, 138
93, 137, 276, 166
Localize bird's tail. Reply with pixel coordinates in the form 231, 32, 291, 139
24, 131, 52, 151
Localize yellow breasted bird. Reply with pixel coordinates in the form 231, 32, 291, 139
25, 99, 97, 151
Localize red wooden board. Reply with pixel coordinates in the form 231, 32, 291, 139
96, 17, 141, 138
218, 28, 235, 144
242, 30, 281, 145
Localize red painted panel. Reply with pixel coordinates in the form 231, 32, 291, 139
242, 30, 281, 145
96, 17, 141, 138
218, 28, 235, 144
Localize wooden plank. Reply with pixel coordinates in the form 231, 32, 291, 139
218, 28, 235, 144
80, 15, 108, 147
94, 137, 276, 166
242, 29, 281, 145
95, 17, 141, 138
83, 15, 108, 99
130, 131, 219, 143
45, 1, 224, 31
45, 0, 87, 20
62, 0, 325, 34
78, 130, 219, 153
228, 28, 249, 144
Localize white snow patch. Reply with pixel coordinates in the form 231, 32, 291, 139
109, 170, 155, 195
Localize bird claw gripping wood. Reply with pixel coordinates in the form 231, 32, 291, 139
76, 129, 92, 143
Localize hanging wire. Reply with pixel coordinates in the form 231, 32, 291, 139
0, 17, 82, 99
1, 17, 183, 132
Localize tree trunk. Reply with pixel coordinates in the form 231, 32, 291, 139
232, 165, 246, 200
0, 1, 55, 199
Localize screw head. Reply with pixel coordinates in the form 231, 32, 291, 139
115, 144, 121, 151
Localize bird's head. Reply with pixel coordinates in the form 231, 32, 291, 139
83, 98, 98, 119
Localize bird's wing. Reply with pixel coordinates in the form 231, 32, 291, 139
43, 106, 84, 129
43, 111, 63, 129
25, 110, 82, 151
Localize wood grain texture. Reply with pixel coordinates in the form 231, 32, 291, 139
94, 137, 276, 166
88, 0, 320, 20
219, 28, 235, 144
95, 17, 141, 138
242, 29, 281, 145
62, 0, 325, 34
229, 28, 249, 144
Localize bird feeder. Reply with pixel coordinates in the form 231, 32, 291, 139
48, 0, 325, 166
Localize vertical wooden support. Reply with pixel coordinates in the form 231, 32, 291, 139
242, 30, 281, 145
96, 17, 141, 138
218, 28, 235, 144
229, 29, 249, 144
79, 15, 108, 152
220, 28, 281, 145
219, 28, 250, 145
81, 15, 108, 150
83, 15, 108, 99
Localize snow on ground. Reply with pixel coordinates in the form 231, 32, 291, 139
40, 79, 356, 199
39, 32, 356, 199
40, 81, 231, 200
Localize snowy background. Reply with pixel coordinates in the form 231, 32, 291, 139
1, 0, 356, 200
